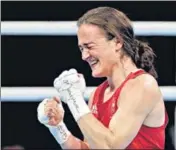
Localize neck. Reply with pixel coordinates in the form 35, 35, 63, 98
107, 61, 139, 91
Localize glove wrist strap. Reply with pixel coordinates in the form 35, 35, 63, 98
67, 89, 91, 122
47, 121, 71, 145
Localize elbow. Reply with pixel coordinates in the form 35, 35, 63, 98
105, 131, 117, 149
89, 131, 114, 149
92, 131, 116, 149
104, 131, 126, 149
86, 130, 126, 149
89, 133, 124, 149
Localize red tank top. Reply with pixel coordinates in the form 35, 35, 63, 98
91, 70, 168, 149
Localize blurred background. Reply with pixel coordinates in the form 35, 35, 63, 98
1, 1, 176, 150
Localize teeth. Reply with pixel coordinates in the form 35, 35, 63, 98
90, 60, 98, 65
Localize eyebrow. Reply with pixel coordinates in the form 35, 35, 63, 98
78, 42, 95, 48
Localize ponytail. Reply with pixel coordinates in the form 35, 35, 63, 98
132, 39, 158, 78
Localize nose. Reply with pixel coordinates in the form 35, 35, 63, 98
81, 49, 90, 61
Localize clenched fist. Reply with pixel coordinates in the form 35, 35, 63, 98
53, 69, 90, 121
37, 97, 64, 126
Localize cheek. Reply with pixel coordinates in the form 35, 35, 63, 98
101, 53, 117, 65
99, 57, 116, 72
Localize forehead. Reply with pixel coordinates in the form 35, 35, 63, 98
77, 24, 106, 45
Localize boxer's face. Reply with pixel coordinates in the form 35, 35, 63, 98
77, 24, 122, 78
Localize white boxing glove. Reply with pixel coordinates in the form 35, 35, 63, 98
53, 69, 91, 122
53, 69, 86, 103
37, 98, 71, 145
37, 98, 50, 124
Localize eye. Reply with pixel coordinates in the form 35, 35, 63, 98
78, 44, 94, 52
87, 46, 92, 50
86, 45, 93, 50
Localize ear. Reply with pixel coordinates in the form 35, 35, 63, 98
116, 38, 123, 50
112, 38, 123, 52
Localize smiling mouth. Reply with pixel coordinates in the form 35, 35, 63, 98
89, 60, 99, 68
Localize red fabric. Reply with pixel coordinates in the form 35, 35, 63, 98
91, 70, 168, 149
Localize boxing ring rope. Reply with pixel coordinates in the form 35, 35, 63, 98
1, 21, 176, 147
1, 21, 176, 36
1, 86, 176, 102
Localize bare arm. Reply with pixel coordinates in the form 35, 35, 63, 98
77, 76, 161, 149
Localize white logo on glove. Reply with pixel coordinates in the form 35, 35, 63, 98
53, 69, 86, 104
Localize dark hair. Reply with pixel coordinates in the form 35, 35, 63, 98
77, 7, 158, 78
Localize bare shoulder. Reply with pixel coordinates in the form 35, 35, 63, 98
127, 73, 158, 88
137, 74, 161, 98
123, 73, 160, 97
118, 73, 162, 112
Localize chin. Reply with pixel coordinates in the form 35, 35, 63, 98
91, 70, 105, 78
